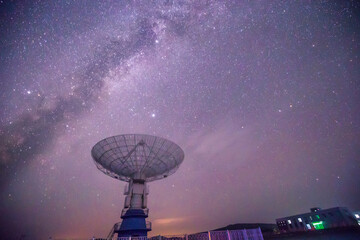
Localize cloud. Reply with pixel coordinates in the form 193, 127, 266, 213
154, 217, 187, 225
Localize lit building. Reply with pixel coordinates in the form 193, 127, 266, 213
276, 207, 359, 233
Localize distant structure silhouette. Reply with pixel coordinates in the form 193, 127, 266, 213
91, 134, 184, 239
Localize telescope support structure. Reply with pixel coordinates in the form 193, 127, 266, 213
116, 177, 151, 237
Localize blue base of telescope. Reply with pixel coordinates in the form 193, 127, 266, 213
116, 209, 151, 237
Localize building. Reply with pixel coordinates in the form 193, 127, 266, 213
276, 207, 359, 233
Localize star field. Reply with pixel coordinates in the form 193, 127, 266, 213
0, 1, 360, 239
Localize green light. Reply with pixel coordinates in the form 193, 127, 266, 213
312, 221, 324, 230
312, 221, 323, 225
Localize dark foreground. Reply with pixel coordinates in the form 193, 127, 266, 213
263, 226, 360, 240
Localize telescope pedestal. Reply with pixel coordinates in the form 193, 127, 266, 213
117, 179, 151, 237
116, 209, 150, 237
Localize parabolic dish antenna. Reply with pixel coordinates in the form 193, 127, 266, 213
91, 134, 184, 182
91, 134, 185, 238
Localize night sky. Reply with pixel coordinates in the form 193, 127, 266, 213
1, 1, 360, 239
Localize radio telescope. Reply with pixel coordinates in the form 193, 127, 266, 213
91, 134, 184, 238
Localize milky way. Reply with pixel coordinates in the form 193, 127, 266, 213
1, 1, 360, 239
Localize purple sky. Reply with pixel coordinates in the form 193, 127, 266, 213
1, 1, 360, 239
